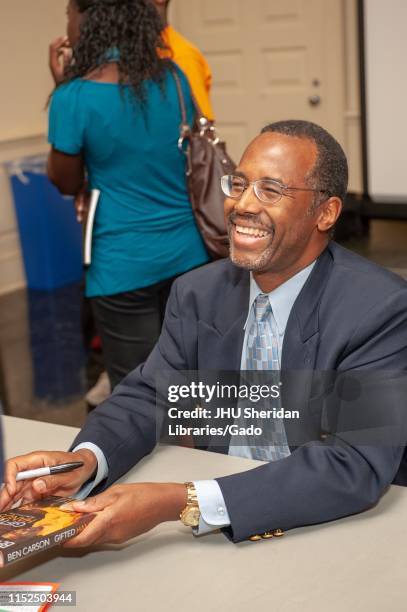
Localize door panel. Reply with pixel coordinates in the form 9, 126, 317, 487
172, 0, 345, 163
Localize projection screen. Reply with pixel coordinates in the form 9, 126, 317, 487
363, 0, 407, 203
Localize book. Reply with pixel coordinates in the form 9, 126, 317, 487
0, 496, 95, 567
82, 188, 100, 266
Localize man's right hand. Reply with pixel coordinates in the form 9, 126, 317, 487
0, 449, 97, 511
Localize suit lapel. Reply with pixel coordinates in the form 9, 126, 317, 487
198, 267, 250, 371
282, 246, 333, 369
198, 266, 249, 453
281, 246, 334, 446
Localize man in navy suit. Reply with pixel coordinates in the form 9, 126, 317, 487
2, 121, 407, 545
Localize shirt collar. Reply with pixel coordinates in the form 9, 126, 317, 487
243, 261, 316, 335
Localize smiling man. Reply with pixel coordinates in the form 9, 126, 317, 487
2, 121, 407, 546
223, 124, 341, 289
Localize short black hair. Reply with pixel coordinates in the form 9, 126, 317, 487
261, 120, 348, 204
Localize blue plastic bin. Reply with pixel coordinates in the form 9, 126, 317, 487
7, 155, 83, 290
28, 283, 86, 400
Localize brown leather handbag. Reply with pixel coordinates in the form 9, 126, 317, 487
172, 69, 236, 259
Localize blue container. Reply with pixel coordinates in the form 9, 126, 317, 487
28, 282, 86, 401
7, 155, 83, 290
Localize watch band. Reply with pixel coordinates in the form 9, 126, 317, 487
185, 481, 198, 505
180, 482, 201, 527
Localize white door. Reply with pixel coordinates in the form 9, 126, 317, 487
171, 0, 346, 164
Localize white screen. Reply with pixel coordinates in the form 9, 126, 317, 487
364, 0, 407, 202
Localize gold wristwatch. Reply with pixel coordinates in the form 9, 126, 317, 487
180, 482, 201, 527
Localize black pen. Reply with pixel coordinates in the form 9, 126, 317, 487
15, 462, 84, 482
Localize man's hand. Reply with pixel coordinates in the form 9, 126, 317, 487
49, 36, 72, 85
61, 483, 187, 548
0, 450, 98, 511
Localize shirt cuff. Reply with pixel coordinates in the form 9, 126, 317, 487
192, 480, 231, 535
72, 443, 109, 500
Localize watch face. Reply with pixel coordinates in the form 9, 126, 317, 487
183, 506, 200, 527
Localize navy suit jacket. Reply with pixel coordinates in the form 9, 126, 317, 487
74, 242, 407, 542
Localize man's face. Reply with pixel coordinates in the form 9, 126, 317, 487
224, 132, 325, 279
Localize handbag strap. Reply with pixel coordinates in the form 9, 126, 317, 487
170, 65, 209, 132
170, 64, 220, 159
171, 66, 189, 127
171, 66, 193, 175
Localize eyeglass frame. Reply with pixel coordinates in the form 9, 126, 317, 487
221, 174, 330, 205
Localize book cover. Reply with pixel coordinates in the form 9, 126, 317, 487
82, 188, 100, 266
0, 497, 95, 567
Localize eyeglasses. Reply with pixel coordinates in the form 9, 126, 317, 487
221, 174, 328, 205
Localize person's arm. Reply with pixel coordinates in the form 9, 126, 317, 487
60, 483, 188, 548
0, 277, 191, 511
71, 443, 109, 499
193, 480, 231, 534
47, 149, 85, 195
47, 82, 86, 196
0, 449, 98, 511
216, 288, 407, 542
54, 481, 230, 547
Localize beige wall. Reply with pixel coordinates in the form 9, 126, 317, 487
0, 0, 66, 295
0, 0, 67, 140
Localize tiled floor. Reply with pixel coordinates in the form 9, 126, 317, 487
1, 219, 406, 429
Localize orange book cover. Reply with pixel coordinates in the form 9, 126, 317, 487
0, 496, 95, 567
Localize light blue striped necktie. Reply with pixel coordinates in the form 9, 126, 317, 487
244, 293, 290, 461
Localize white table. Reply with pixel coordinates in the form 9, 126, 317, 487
1, 416, 405, 611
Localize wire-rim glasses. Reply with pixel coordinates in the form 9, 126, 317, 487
221, 174, 329, 205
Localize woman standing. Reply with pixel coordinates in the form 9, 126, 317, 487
47, 0, 209, 388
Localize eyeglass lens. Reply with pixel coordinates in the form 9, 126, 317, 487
221, 175, 283, 204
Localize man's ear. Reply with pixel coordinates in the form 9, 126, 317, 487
316, 197, 342, 232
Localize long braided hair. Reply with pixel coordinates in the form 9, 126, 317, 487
63, 0, 170, 103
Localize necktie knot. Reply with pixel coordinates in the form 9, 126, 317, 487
253, 294, 270, 322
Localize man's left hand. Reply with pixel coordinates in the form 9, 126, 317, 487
61, 483, 187, 547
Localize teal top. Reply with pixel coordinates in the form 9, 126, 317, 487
48, 67, 209, 297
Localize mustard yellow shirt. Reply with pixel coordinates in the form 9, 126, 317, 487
163, 25, 214, 121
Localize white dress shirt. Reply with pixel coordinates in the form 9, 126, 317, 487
73, 262, 315, 534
